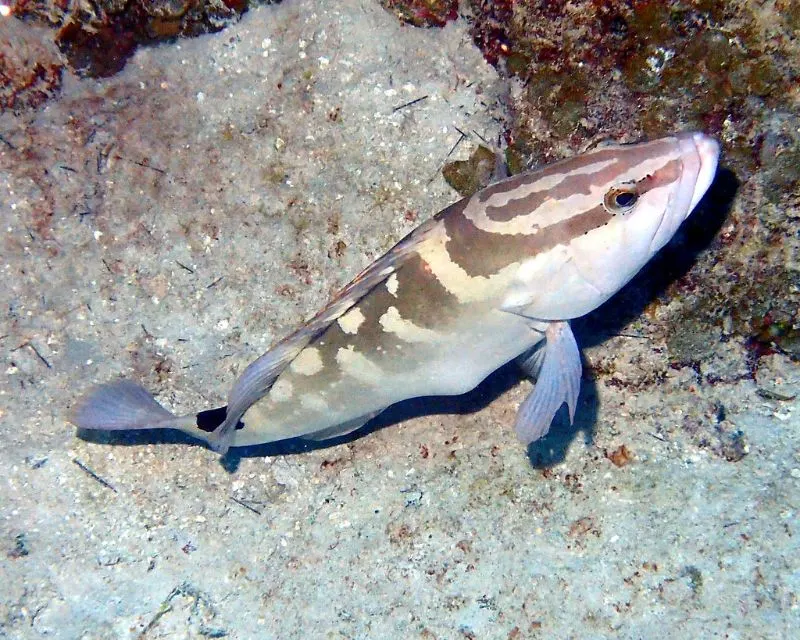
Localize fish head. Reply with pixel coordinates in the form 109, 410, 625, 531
574, 131, 719, 299
507, 132, 720, 320
612, 131, 720, 253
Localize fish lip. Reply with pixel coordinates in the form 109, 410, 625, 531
647, 132, 720, 255
680, 132, 720, 216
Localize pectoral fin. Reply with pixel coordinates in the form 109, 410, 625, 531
515, 321, 581, 445
516, 342, 546, 379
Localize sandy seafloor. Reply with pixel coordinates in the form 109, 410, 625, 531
1, 1, 798, 638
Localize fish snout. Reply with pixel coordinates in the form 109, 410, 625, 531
678, 131, 721, 215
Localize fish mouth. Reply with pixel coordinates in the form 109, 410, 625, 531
648, 132, 720, 254
679, 131, 720, 217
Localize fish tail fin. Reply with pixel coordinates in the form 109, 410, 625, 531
71, 380, 196, 432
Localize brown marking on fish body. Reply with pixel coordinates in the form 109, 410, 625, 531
476, 139, 677, 212
389, 252, 464, 329
483, 158, 622, 223
633, 159, 682, 195
295, 284, 406, 385
443, 204, 614, 278
474, 148, 621, 205
481, 141, 680, 225
266, 226, 484, 397
432, 194, 470, 223
308, 257, 464, 373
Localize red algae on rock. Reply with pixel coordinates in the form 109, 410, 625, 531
4, 0, 282, 91
378, 0, 458, 28
0, 20, 64, 112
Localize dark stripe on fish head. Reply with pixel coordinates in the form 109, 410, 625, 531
442, 203, 613, 278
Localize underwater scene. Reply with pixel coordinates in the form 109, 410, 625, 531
1, 0, 798, 637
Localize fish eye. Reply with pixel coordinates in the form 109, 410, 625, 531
603, 186, 639, 214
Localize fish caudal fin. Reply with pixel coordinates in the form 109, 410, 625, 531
71, 380, 195, 432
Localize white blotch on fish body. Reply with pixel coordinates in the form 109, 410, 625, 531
386, 273, 399, 297
336, 345, 383, 384
379, 306, 439, 343
337, 307, 366, 335
290, 347, 324, 376
270, 378, 294, 402
300, 394, 329, 412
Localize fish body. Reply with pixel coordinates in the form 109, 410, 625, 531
72, 132, 720, 453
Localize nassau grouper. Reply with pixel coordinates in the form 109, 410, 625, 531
72, 132, 720, 454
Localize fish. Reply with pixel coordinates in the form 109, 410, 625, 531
71, 132, 720, 455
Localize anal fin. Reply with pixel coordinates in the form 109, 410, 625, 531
302, 410, 382, 442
